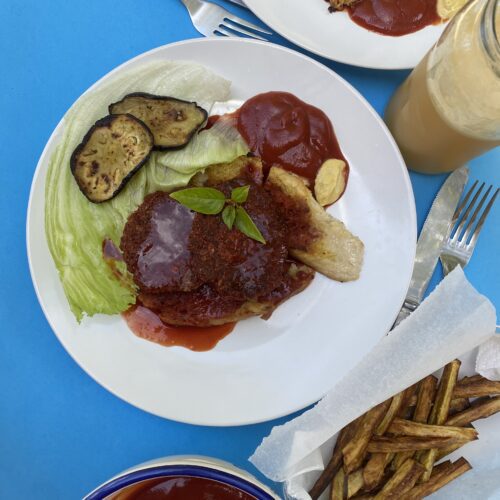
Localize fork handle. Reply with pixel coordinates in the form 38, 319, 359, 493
180, 0, 201, 10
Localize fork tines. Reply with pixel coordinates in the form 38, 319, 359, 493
215, 15, 272, 40
450, 180, 499, 248
181, 0, 273, 41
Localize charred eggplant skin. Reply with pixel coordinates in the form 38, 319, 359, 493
70, 114, 154, 203
108, 93, 208, 151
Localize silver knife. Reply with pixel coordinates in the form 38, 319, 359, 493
393, 166, 469, 327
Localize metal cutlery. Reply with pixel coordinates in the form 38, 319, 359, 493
180, 0, 272, 40
440, 179, 499, 333
440, 181, 498, 276
393, 166, 469, 327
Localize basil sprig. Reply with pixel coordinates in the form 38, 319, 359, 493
235, 206, 265, 244
231, 185, 250, 203
170, 185, 266, 244
222, 205, 236, 230
170, 187, 225, 215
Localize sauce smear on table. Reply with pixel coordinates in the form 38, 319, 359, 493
117, 475, 256, 500
348, 0, 440, 36
236, 91, 347, 183
122, 305, 235, 351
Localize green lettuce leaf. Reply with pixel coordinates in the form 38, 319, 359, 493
45, 61, 247, 321
156, 117, 249, 174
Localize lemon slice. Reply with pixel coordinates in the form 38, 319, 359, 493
437, 0, 468, 20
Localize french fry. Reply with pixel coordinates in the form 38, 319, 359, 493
453, 376, 500, 398
417, 437, 440, 477
342, 400, 392, 474
363, 453, 393, 491
391, 376, 437, 471
419, 360, 461, 482
449, 397, 470, 415
347, 469, 364, 498
429, 360, 461, 425
362, 391, 408, 486
373, 459, 424, 499
396, 384, 419, 420
309, 418, 361, 499
330, 467, 346, 500
406, 457, 472, 499
457, 374, 483, 385
430, 460, 452, 477
446, 396, 500, 427
413, 375, 438, 423
390, 450, 412, 472
367, 436, 461, 453
406, 394, 418, 407
387, 417, 478, 441
376, 393, 406, 435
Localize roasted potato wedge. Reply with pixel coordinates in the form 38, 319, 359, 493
266, 166, 364, 282
314, 158, 348, 206
70, 114, 153, 203
109, 93, 207, 150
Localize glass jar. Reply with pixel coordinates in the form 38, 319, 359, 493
385, 0, 500, 174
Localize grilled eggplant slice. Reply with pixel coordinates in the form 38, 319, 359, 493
109, 93, 207, 150
70, 114, 154, 203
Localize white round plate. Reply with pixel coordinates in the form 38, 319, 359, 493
27, 38, 416, 426
245, 0, 446, 69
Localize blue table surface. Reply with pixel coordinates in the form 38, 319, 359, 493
0, 1, 498, 498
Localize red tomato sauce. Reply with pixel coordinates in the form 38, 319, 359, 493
116, 475, 256, 500
236, 91, 347, 183
348, 0, 441, 36
122, 305, 235, 352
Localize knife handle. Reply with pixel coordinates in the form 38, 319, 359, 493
393, 299, 419, 329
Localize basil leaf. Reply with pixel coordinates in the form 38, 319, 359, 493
222, 205, 236, 230
231, 185, 250, 204
170, 187, 225, 215
235, 206, 266, 244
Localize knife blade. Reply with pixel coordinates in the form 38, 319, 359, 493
394, 165, 469, 327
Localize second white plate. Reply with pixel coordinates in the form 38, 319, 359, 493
245, 0, 446, 69
27, 38, 416, 426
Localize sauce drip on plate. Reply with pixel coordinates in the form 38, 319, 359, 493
123, 305, 235, 351
236, 91, 346, 183
348, 0, 440, 36
116, 475, 256, 500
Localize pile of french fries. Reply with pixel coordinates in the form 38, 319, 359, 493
309, 360, 500, 499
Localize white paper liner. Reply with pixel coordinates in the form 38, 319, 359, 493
250, 267, 497, 499
477, 336, 500, 381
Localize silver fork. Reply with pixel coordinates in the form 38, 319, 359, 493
440, 180, 498, 276
180, 0, 272, 40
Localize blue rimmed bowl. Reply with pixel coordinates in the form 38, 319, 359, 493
84, 455, 279, 499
